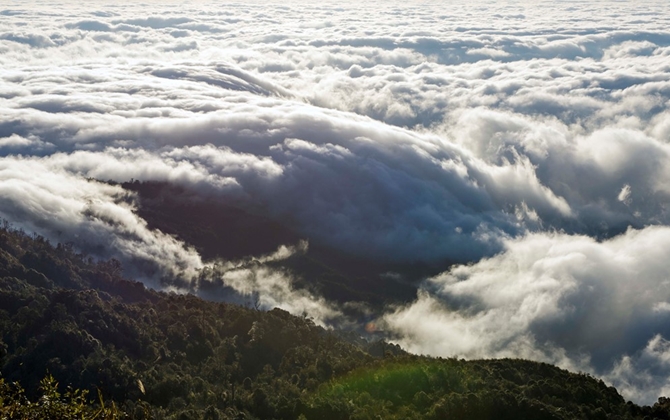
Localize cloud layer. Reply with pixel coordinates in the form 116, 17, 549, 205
2, 0, 670, 404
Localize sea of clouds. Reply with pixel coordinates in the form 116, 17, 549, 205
2, 0, 670, 404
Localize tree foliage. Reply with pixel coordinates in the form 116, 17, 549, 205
1, 222, 670, 419
0, 373, 124, 419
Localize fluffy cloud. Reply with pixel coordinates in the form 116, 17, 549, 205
383, 227, 670, 404
2, 0, 670, 404
0, 157, 204, 287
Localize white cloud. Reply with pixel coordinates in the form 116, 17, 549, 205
384, 227, 670, 404
198, 240, 343, 326
0, 157, 204, 287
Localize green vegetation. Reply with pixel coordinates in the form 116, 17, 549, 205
1, 221, 670, 419
0, 373, 124, 419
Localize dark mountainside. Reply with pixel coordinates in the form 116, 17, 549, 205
1, 221, 670, 419
121, 180, 441, 309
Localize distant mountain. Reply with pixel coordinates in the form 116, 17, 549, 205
122, 180, 437, 309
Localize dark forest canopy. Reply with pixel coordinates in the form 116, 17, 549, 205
1, 222, 670, 419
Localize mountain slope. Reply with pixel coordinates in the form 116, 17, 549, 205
1, 223, 669, 419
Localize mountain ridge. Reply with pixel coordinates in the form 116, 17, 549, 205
1, 221, 669, 419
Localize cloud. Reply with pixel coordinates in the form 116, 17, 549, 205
0, 157, 204, 286
383, 227, 670, 404
3, 86, 668, 262
197, 241, 343, 326
0, 134, 55, 154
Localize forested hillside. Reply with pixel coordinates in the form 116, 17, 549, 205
1, 222, 669, 419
